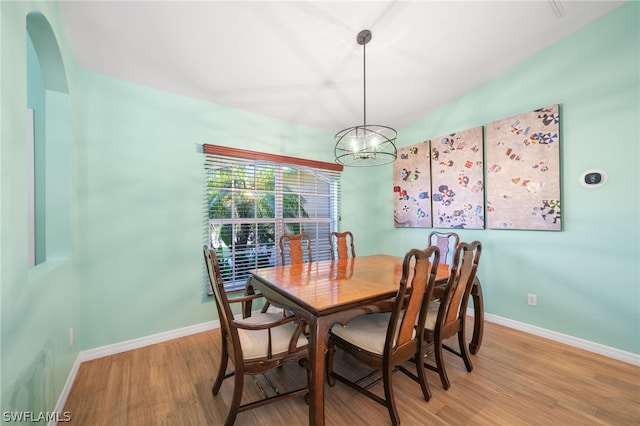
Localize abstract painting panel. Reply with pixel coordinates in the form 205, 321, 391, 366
485, 104, 561, 230
430, 126, 485, 229
393, 141, 432, 227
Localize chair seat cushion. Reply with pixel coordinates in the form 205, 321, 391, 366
236, 313, 308, 360
331, 312, 413, 356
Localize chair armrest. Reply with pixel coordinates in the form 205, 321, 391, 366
231, 312, 298, 331
244, 275, 274, 317
227, 293, 264, 303
227, 293, 263, 304
227, 293, 265, 318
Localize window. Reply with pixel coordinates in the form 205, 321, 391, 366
204, 145, 342, 291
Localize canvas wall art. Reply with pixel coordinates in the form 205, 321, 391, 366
485, 104, 561, 230
430, 126, 485, 229
393, 141, 432, 227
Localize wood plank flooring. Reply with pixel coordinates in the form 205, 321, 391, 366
63, 320, 640, 425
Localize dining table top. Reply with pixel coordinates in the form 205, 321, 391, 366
249, 253, 450, 316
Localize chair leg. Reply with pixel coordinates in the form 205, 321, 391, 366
433, 338, 450, 390
458, 328, 473, 372
415, 348, 431, 402
224, 369, 244, 426
382, 363, 401, 426
213, 340, 229, 395
325, 341, 336, 387
469, 276, 484, 354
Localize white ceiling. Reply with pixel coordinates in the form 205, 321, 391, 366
58, 0, 625, 133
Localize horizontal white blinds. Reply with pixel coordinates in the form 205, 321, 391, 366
204, 146, 341, 291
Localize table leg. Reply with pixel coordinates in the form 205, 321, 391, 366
307, 316, 329, 426
469, 276, 484, 354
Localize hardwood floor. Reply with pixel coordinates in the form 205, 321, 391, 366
63, 320, 640, 425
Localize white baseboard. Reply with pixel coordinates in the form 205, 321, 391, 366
471, 308, 640, 366
49, 355, 81, 426
79, 320, 220, 362
51, 312, 639, 425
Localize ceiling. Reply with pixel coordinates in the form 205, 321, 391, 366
58, 1, 625, 133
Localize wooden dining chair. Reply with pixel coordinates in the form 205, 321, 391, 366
428, 231, 459, 266
329, 231, 356, 260
421, 240, 482, 390
429, 231, 485, 355
203, 246, 310, 426
279, 232, 312, 265
326, 246, 441, 426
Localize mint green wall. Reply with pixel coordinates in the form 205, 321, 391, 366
74, 71, 335, 349
1, 1, 81, 420
343, 2, 639, 354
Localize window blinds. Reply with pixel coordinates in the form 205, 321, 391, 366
204, 145, 341, 291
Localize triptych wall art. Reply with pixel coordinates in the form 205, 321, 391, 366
393, 104, 561, 231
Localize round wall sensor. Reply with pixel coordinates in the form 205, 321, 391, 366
579, 169, 607, 188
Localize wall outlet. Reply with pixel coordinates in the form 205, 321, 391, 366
69, 327, 75, 346
527, 294, 537, 307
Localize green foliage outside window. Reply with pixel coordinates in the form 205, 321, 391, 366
207, 165, 309, 286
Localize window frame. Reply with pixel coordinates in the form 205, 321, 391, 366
204, 144, 342, 292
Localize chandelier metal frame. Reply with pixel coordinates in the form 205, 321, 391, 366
334, 29, 397, 167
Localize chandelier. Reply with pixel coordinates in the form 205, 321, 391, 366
334, 29, 397, 167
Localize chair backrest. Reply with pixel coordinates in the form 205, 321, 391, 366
437, 241, 481, 334
428, 231, 460, 266
329, 231, 356, 260
279, 232, 312, 265
387, 246, 440, 354
203, 246, 237, 351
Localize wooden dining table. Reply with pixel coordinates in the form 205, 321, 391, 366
247, 254, 483, 426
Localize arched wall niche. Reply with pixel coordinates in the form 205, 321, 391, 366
26, 10, 71, 268
26, 11, 68, 93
